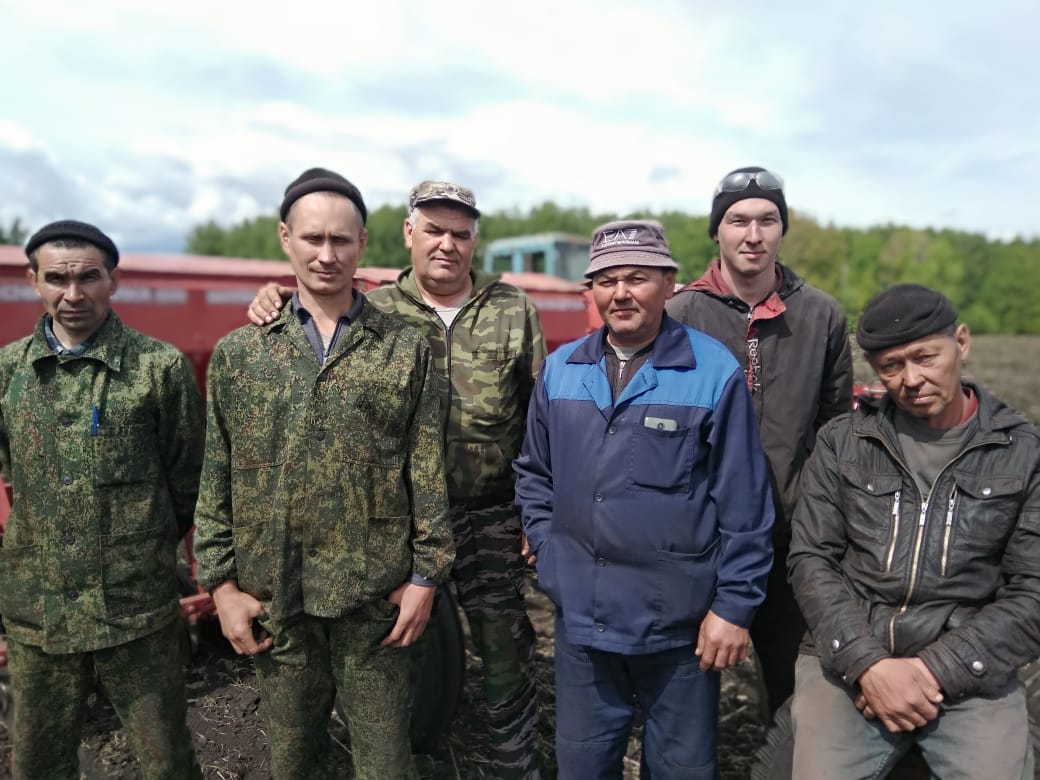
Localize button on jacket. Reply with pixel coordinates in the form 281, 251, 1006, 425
514, 315, 775, 654
0, 312, 204, 653
193, 297, 453, 620
789, 383, 1040, 701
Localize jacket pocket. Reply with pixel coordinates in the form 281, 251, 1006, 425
630, 424, 695, 492
839, 463, 903, 548
944, 472, 1023, 567
99, 526, 177, 619
94, 423, 160, 485
0, 544, 45, 627
653, 537, 720, 631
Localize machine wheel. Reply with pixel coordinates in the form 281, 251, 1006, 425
335, 587, 465, 754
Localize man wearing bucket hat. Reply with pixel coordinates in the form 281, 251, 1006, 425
787, 284, 1040, 778
666, 166, 853, 718
514, 219, 775, 777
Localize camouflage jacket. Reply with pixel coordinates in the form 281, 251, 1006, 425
368, 269, 546, 505
0, 312, 204, 653
192, 296, 453, 621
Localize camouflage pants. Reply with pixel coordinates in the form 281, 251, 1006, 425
253, 600, 417, 780
448, 500, 540, 780
6, 618, 200, 780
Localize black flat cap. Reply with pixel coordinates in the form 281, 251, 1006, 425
25, 220, 120, 266
856, 284, 958, 351
280, 167, 367, 224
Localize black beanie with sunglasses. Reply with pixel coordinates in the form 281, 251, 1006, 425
708, 166, 789, 239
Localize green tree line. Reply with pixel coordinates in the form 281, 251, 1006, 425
183, 204, 1037, 335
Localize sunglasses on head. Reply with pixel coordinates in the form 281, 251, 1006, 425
713, 170, 785, 198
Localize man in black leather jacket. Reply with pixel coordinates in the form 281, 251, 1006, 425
788, 284, 1040, 779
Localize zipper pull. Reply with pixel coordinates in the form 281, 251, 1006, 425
919, 500, 928, 527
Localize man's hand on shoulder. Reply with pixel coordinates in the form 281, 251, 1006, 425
857, 657, 943, 732
696, 610, 750, 671
381, 581, 436, 648
246, 283, 295, 325
211, 580, 273, 655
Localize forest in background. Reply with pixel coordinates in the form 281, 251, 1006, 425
6, 204, 1039, 333
184, 204, 1040, 334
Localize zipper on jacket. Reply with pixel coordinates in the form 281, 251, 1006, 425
889, 499, 929, 651
940, 487, 958, 577
884, 490, 901, 572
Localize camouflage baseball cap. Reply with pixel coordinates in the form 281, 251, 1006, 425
408, 180, 480, 217
583, 219, 679, 278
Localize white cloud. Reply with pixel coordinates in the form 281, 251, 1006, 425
1, 0, 1039, 247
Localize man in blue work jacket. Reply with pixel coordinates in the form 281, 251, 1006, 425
514, 219, 775, 779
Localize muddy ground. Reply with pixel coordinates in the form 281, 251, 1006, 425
0, 334, 1036, 779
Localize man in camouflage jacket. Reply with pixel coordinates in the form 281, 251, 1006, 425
250, 180, 546, 780
194, 169, 453, 780
0, 220, 203, 779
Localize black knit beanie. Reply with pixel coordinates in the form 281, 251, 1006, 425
25, 220, 120, 266
280, 167, 367, 225
708, 166, 788, 238
856, 284, 958, 351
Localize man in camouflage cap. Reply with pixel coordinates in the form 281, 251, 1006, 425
0, 219, 203, 778
193, 168, 454, 779
249, 178, 547, 779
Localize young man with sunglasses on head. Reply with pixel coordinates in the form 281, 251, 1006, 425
666, 167, 853, 718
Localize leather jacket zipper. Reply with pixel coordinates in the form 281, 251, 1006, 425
884, 490, 902, 572
940, 488, 958, 577
890, 499, 929, 651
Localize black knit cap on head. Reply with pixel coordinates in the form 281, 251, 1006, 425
856, 284, 958, 352
24, 220, 120, 266
708, 166, 788, 238
280, 167, 368, 224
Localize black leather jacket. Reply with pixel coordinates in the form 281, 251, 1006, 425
789, 383, 1040, 701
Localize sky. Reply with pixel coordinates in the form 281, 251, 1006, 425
2, 0, 1038, 252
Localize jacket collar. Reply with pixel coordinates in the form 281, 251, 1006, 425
684, 259, 804, 314
28, 311, 125, 372
567, 313, 696, 370
858, 381, 1026, 445
394, 266, 500, 307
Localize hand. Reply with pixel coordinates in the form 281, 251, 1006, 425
246, 282, 294, 325
211, 580, 273, 655
857, 657, 943, 732
520, 532, 537, 566
381, 582, 436, 648
695, 610, 750, 671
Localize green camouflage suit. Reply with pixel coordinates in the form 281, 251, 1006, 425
193, 297, 453, 780
369, 268, 546, 779
0, 312, 203, 780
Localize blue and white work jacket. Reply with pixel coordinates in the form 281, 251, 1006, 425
514, 314, 775, 655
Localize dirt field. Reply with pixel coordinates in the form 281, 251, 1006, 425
0, 333, 1036, 779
